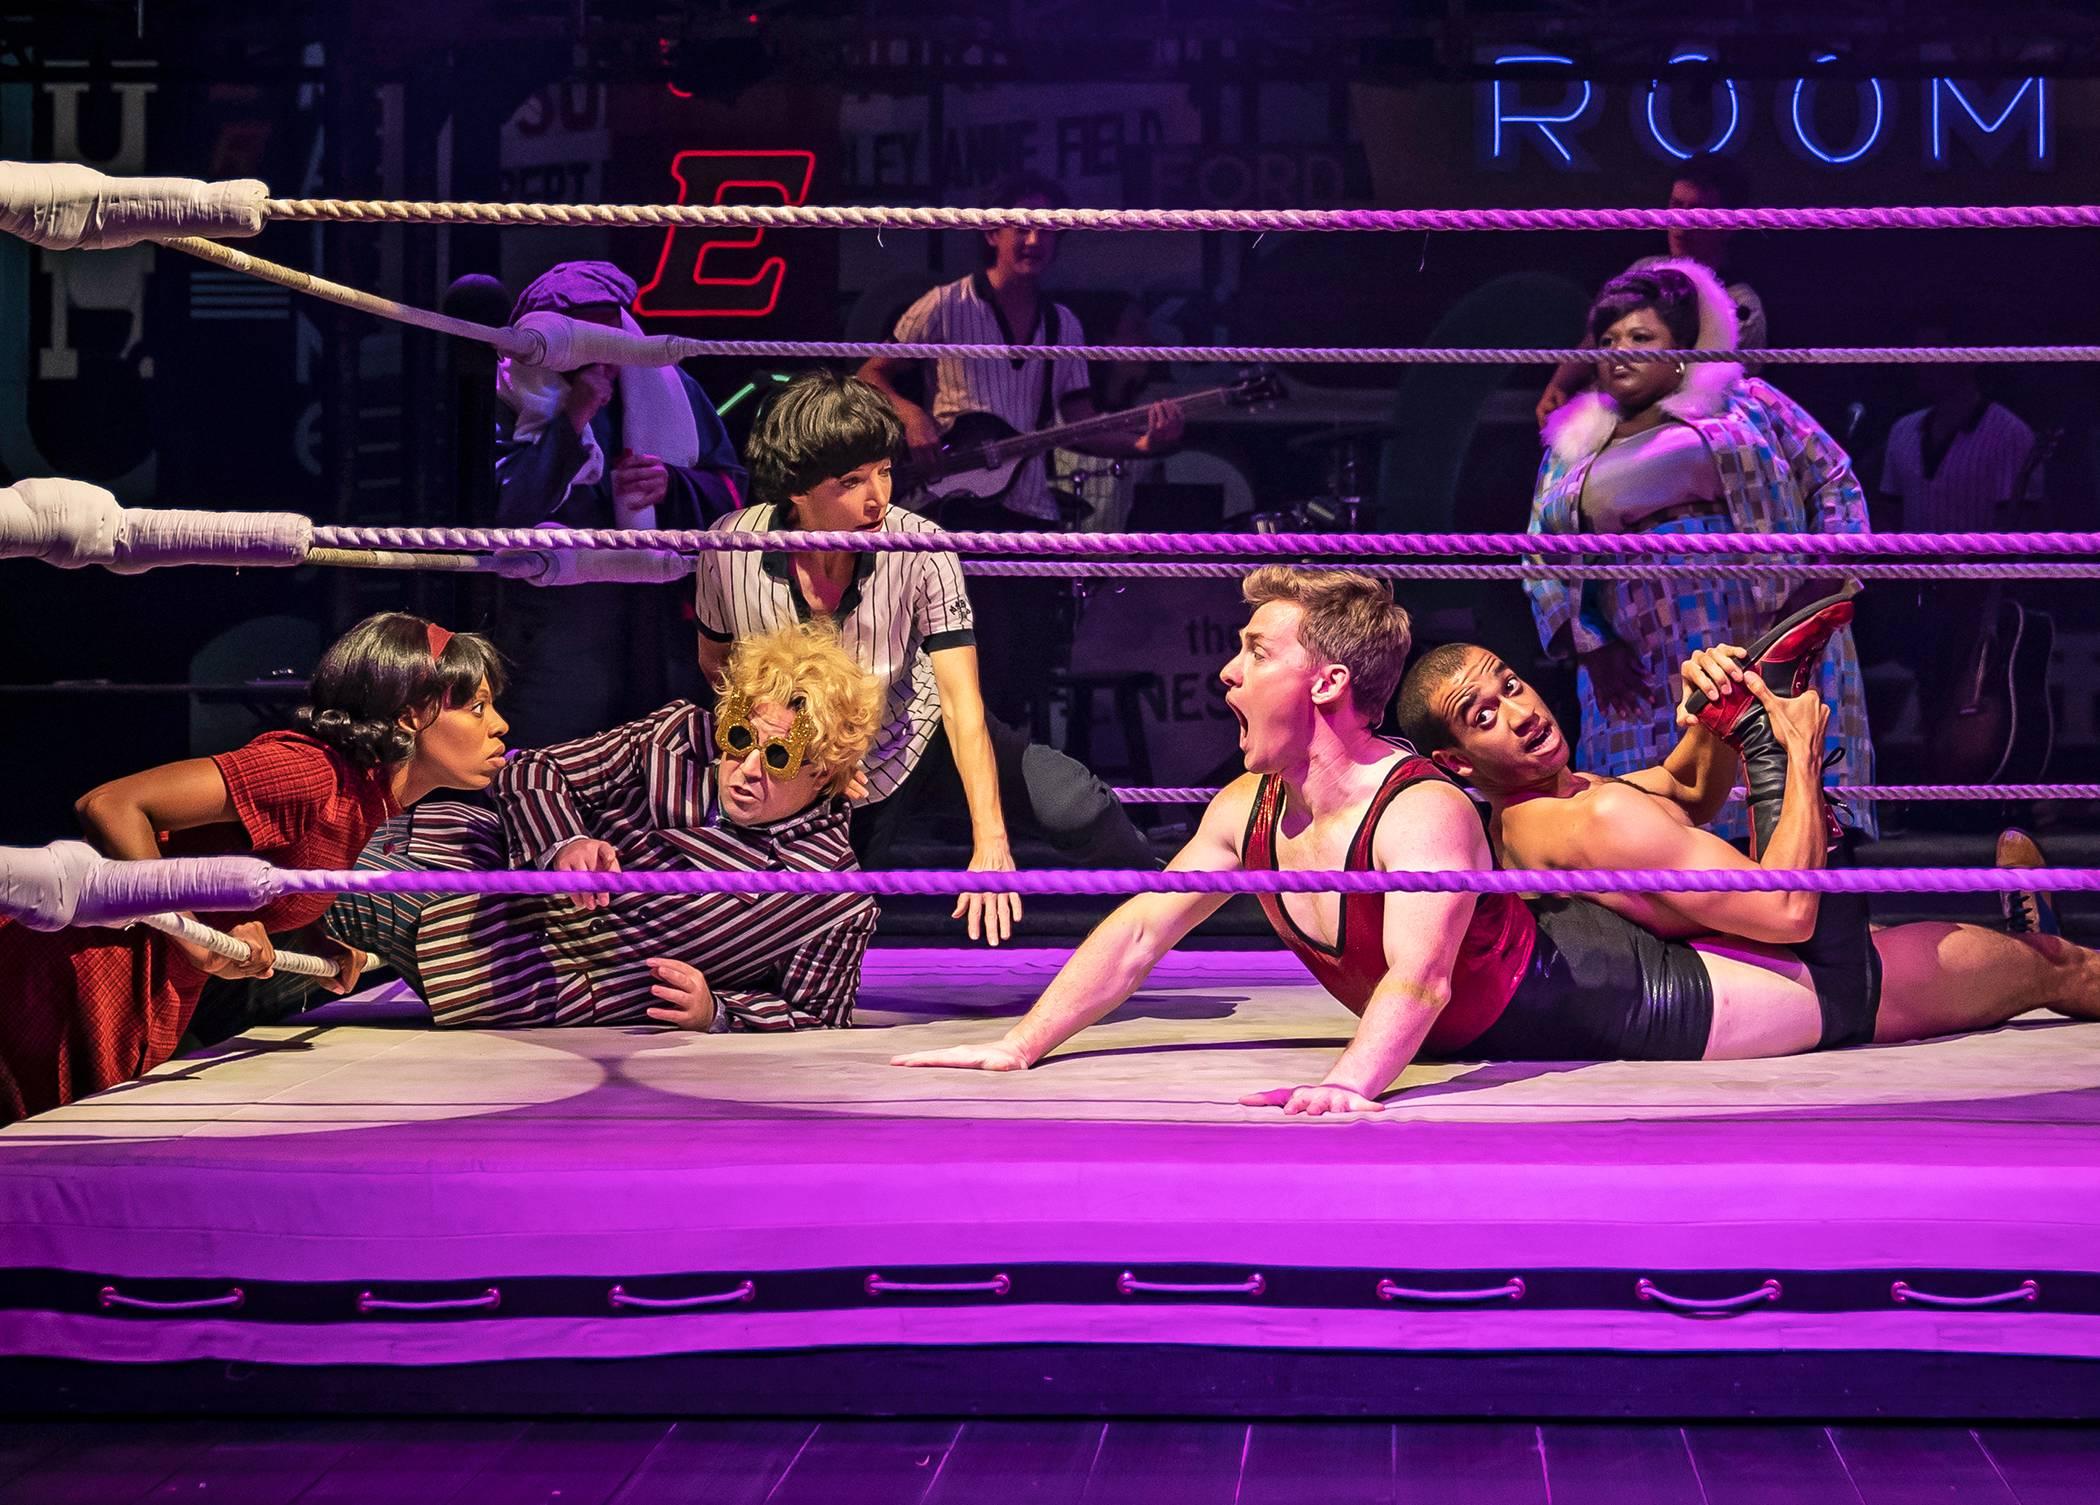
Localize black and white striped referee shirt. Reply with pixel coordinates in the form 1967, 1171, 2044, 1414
893, 272, 1090, 522
693, 502, 976, 804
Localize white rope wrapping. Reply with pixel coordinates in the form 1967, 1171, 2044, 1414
0, 161, 266, 250
0, 843, 278, 930
137, 912, 347, 981
0, 478, 311, 572
511, 309, 699, 372
522, 548, 693, 586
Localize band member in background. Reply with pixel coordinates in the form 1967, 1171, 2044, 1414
1875, 322, 2053, 791
856, 171, 1184, 728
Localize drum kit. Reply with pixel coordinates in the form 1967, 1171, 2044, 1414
1247, 422, 1384, 535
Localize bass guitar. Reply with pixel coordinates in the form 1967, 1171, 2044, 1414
895, 371, 1283, 516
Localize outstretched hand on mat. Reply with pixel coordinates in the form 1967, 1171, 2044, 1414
1239, 1084, 1384, 1116
891, 1040, 1030, 1071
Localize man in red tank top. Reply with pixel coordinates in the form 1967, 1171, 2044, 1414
894, 567, 1535, 1115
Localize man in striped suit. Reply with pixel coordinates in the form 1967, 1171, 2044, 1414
232, 625, 888, 1034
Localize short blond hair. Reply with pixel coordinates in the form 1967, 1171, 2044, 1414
1240, 566, 1414, 721
719, 624, 885, 794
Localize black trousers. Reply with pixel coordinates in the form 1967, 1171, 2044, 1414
966, 502, 1069, 730
851, 714, 1154, 870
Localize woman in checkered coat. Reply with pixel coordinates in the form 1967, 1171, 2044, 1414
1525, 260, 1875, 843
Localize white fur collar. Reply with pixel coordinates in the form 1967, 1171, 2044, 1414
1544, 359, 1744, 464
1543, 256, 1743, 466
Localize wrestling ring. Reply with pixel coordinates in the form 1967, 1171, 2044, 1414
4, 162, 2100, 1418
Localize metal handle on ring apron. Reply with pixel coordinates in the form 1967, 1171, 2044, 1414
1376, 1277, 1526, 1305
607, 1281, 757, 1311
1117, 1270, 1266, 1297
1635, 1277, 1781, 1315
99, 1285, 245, 1313
1891, 1279, 2039, 1309
865, 1273, 1013, 1297
355, 1287, 501, 1314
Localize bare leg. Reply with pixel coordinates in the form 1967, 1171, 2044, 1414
1693, 939, 1825, 1060
1871, 923, 2100, 1043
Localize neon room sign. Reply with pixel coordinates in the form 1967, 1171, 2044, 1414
1483, 52, 2052, 170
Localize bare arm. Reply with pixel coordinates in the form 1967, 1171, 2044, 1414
892, 779, 1253, 1070
1620, 724, 1737, 827
1241, 781, 1489, 1115
1559, 759, 1825, 946
1536, 358, 1593, 427
75, 758, 240, 860
927, 643, 1019, 944
75, 757, 282, 980
1618, 644, 1746, 826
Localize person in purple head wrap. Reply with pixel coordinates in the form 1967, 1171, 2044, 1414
492, 260, 749, 746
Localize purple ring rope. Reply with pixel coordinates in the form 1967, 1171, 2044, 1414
260, 200, 2100, 234
649, 339, 2100, 367
966, 560, 2100, 582
270, 866, 2100, 898
1111, 784, 2100, 805
308, 526, 2100, 559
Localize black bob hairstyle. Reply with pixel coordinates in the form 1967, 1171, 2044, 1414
745, 369, 905, 507
291, 612, 506, 769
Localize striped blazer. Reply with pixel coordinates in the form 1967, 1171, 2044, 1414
398, 702, 876, 1030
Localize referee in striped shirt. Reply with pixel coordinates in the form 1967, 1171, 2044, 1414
695, 371, 1155, 947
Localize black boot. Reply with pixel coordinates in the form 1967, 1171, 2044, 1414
1729, 699, 1789, 860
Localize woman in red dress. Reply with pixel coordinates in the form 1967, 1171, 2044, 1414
0, 612, 509, 1120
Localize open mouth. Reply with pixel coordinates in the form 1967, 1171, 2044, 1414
1521, 724, 1555, 755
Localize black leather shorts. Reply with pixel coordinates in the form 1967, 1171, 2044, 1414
1794, 892, 1883, 1049
1458, 898, 1716, 1062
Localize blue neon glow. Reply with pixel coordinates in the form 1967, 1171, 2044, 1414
1643, 51, 1741, 160
1492, 53, 1593, 163
1930, 76, 2046, 163
1790, 55, 1885, 165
